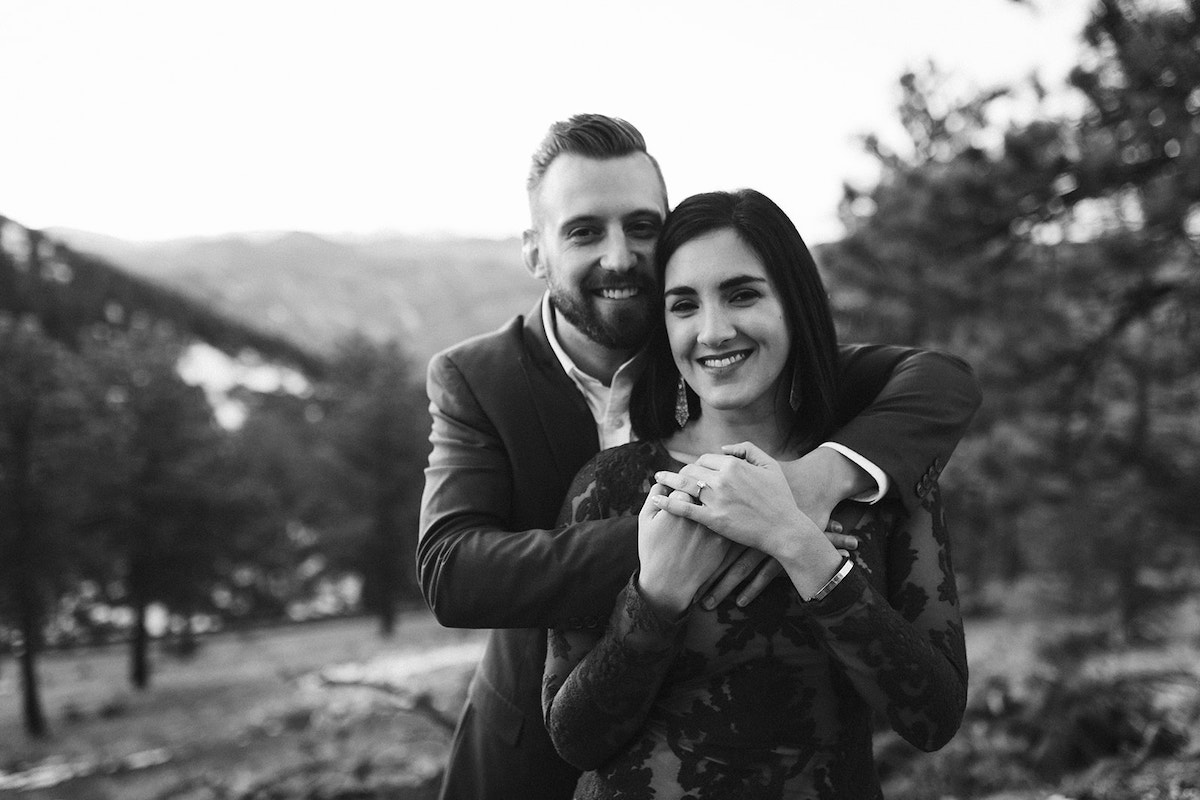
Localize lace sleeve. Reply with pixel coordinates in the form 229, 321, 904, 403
807, 485, 968, 751
542, 445, 685, 770
543, 575, 687, 770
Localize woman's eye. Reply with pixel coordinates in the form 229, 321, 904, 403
729, 289, 760, 304
668, 299, 697, 314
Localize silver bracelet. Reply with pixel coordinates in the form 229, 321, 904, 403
806, 558, 853, 602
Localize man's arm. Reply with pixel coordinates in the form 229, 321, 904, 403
761, 345, 980, 555
665, 344, 980, 607
827, 344, 981, 515
417, 352, 637, 630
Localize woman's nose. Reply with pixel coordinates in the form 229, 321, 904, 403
697, 306, 735, 347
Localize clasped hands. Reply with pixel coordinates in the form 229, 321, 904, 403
636, 442, 858, 616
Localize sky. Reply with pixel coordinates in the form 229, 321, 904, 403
2, 0, 1094, 246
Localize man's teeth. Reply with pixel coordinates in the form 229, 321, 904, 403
700, 352, 748, 368
598, 287, 638, 299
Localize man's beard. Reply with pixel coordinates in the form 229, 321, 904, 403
549, 281, 656, 351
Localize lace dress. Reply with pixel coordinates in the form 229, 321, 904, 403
541, 440, 967, 799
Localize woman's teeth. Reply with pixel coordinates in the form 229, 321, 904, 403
699, 352, 748, 368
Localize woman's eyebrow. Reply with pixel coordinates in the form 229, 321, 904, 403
719, 275, 768, 290
664, 274, 767, 297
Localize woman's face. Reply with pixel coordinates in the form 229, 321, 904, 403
663, 228, 792, 419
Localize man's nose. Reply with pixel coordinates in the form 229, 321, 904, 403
599, 231, 637, 272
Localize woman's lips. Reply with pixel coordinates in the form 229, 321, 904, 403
697, 350, 751, 369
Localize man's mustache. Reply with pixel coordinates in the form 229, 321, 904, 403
585, 273, 657, 293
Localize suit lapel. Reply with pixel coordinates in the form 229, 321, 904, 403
518, 302, 601, 479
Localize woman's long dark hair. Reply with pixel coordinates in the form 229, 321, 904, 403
630, 189, 839, 453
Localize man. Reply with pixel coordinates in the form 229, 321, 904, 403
418, 114, 981, 799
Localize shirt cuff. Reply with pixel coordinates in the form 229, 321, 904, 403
818, 442, 889, 504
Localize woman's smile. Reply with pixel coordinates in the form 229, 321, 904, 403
696, 348, 753, 371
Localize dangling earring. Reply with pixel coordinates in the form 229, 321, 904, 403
674, 376, 690, 428
788, 370, 802, 412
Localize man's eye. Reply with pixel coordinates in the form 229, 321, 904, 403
567, 227, 598, 240
627, 221, 660, 239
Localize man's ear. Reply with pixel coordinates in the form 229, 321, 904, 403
522, 228, 545, 280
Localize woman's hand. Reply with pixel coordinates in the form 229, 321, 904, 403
637, 483, 733, 617
650, 443, 819, 555
650, 443, 847, 600
655, 444, 860, 608
657, 445, 859, 551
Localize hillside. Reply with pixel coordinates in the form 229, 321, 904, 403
46, 228, 546, 367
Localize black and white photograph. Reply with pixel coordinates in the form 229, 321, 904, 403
2, 1, 1198, 798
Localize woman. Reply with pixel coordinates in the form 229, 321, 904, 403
541, 189, 967, 799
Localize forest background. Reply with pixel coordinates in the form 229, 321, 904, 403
2, 1, 1199, 798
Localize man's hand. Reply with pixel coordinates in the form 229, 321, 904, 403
688, 520, 849, 610
774, 444, 873, 531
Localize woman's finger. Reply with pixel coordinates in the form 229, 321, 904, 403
669, 489, 695, 505
649, 493, 707, 522
640, 482, 671, 518
693, 453, 735, 471
654, 468, 715, 501
720, 441, 774, 467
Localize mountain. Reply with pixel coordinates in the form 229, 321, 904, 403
46, 228, 546, 368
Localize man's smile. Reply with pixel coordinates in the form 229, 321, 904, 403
595, 286, 642, 300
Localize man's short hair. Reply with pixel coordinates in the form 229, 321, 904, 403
526, 113, 667, 200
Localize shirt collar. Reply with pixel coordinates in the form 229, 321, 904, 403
540, 291, 644, 386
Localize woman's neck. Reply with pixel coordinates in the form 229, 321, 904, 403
664, 402, 796, 463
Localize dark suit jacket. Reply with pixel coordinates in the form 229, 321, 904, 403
417, 303, 981, 798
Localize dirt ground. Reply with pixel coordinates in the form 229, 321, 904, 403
2, 605, 1198, 799
0, 612, 486, 800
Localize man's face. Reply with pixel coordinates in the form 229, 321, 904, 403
524, 153, 667, 353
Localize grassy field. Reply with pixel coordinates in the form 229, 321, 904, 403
2, 604, 1197, 799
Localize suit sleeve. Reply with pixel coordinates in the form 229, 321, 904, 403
831, 345, 982, 515
417, 352, 637, 630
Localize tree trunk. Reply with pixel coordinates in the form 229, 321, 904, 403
130, 597, 150, 689
18, 598, 47, 737
8, 404, 47, 736
176, 611, 198, 658
997, 499, 1027, 582
1114, 529, 1139, 644
372, 452, 398, 638
374, 528, 398, 638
